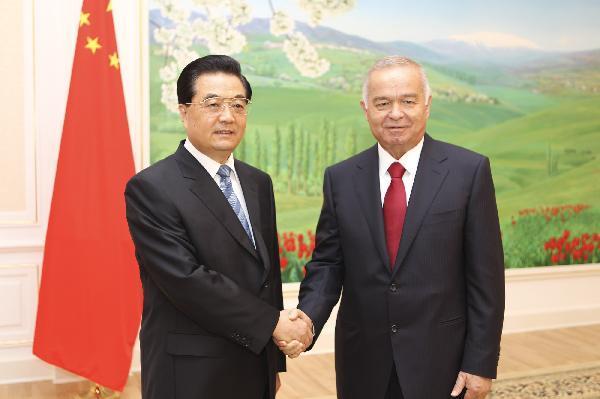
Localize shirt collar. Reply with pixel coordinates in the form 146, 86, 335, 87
378, 136, 424, 177
184, 138, 237, 180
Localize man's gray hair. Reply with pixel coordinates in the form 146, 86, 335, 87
362, 56, 432, 105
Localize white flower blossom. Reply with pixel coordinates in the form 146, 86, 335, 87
297, 0, 355, 26
153, 27, 176, 45
283, 32, 330, 77
204, 16, 247, 54
172, 47, 200, 71
230, 0, 252, 26
161, 81, 179, 113
159, 62, 179, 82
168, 7, 190, 24
173, 22, 194, 49
154, 0, 177, 13
191, 18, 210, 38
270, 11, 295, 36
191, 0, 223, 8
156, 0, 189, 24
297, 0, 355, 14
308, 8, 323, 26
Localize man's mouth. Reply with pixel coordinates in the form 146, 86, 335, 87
214, 130, 235, 135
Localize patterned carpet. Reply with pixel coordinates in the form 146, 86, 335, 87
491, 364, 600, 398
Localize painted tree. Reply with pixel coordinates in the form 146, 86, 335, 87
236, 133, 247, 161
287, 124, 296, 194
297, 126, 306, 193
254, 129, 262, 170
344, 125, 358, 160
274, 124, 282, 178
330, 124, 338, 165
303, 129, 311, 194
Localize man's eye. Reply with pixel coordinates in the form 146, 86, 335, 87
206, 102, 221, 108
403, 99, 416, 105
375, 101, 390, 108
232, 103, 245, 109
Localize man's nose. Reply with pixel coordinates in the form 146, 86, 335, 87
387, 102, 406, 119
218, 105, 235, 122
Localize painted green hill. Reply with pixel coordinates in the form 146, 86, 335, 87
438, 96, 600, 221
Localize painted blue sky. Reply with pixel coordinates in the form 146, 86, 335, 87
157, 0, 600, 51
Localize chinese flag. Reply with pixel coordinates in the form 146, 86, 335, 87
33, 0, 142, 391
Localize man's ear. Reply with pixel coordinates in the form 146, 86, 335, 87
360, 100, 368, 115
178, 104, 187, 124
425, 95, 432, 117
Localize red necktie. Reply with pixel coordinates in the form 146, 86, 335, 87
383, 162, 407, 269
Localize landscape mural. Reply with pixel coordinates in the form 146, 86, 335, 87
149, 0, 600, 282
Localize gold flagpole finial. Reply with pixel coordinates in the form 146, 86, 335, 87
74, 382, 120, 399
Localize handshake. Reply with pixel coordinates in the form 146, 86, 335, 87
272, 309, 314, 358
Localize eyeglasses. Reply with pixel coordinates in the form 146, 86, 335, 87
185, 97, 251, 115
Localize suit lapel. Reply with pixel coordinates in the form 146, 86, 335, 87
174, 144, 259, 260
236, 160, 271, 275
392, 135, 448, 276
354, 145, 389, 269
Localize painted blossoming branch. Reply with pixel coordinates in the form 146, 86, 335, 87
153, 0, 355, 113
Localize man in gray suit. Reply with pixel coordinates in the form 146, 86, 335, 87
282, 56, 505, 399
126, 55, 311, 399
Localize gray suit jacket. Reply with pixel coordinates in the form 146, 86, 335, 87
125, 141, 285, 399
299, 134, 505, 399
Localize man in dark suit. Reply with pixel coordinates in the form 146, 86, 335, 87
286, 56, 505, 398
125, 55, 311, 399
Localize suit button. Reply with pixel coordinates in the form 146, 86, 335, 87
263, 282, 269, 289
390, 283, 397, 292
391, 324, 398, 334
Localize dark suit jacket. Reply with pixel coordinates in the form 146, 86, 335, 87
125, 142, 285, 399
299, 134, 505, 399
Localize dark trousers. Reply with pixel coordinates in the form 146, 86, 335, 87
386, 364, 404, 399
385, 365, 467, 399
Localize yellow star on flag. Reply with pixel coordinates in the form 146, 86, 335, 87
80, 12, 91, 27
109, 52, 120, 69
106, 0, 113, 12
85, 37, 102, 54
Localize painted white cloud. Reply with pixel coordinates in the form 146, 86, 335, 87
449, 31, 540, 49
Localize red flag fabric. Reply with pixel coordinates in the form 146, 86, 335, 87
33, 0, 142, 391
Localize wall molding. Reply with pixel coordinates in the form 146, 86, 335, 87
505, 263, 600, 281
0, 244, 43, 254
282, 263, 600, 354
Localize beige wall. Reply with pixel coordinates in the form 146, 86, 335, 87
0, 1, 26, 212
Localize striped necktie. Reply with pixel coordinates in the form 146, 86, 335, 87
216, 165, 255, 247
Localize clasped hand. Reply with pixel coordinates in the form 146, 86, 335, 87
272, 309, 313, 358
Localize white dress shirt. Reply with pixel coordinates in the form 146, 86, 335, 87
378, 137, 424, 207
184, 139, 255, 243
